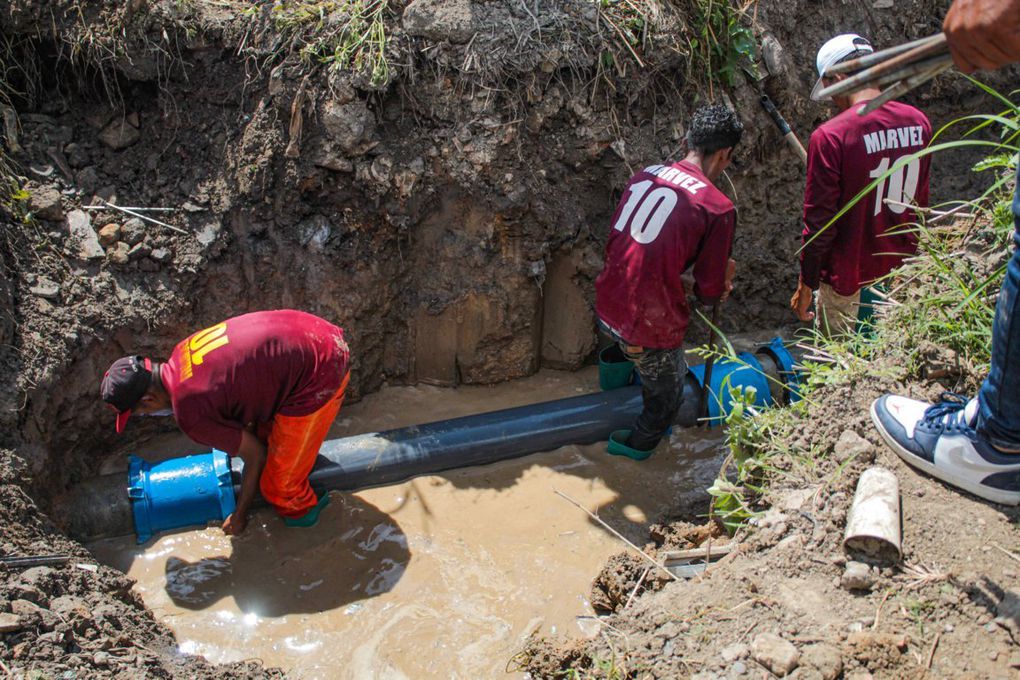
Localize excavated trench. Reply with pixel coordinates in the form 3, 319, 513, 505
1, 0, 1015, 677
87, 366, 728, 677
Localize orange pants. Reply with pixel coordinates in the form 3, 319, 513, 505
260, 373, 349, 518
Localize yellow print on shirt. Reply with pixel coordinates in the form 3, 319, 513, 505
179, 322, 229, 382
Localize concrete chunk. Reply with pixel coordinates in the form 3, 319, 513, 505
65, 210, 105, 261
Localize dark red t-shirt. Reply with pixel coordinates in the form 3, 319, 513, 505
594, 160, 735, 349
162, 310, 350, 454
801, 100, 932, 295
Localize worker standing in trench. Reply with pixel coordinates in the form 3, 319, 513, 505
100, 309, 350, 534
594, 104, 741, 460
790, 34, 932, 336
872, 0, 1020, 505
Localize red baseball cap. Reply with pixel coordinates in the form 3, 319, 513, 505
100, 356, 153, 434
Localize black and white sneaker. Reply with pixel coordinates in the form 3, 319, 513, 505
871, 393, 1020, 505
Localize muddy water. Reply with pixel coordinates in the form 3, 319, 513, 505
90, 367, 726, 679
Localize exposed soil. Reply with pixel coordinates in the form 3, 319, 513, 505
518, 353, 1020, 679
1, 0, 1018, 677
0, 453, 282, 678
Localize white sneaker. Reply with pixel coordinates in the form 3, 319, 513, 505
870, 394, 1020, 505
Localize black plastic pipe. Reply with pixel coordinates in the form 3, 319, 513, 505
65, 343, 794, 542
294, 374, 707, 498
65, 376, 701, 540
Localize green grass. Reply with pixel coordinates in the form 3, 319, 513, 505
261, 0, 390, 86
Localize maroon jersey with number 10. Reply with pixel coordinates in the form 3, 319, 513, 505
595, 160, 735, 349
801, 100, 932, 295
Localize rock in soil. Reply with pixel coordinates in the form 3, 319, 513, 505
128, 242, 151, 260
402, 0, 481, 43
834, 430, 874, 462
121, 217, 146, 245
97, 222, 121, 246
721, 642, 749, 662
29, 184, 64, 222
0, 612, 24, 633
30, 278, 60, 300
98, 118, 140, 150
108, 241, 130, 265
751, 632, 800, 677
840, 561, 876, 591
800, 643, 843, 680
65, 210, 104, 261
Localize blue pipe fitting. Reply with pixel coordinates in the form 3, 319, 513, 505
128, 450, 236, 544
760, 336, 802, 404
688, 352, 773, 425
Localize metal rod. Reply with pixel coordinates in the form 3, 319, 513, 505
857, 61, 950, 116
83, 206, 179, 212
0, 554, 71, 568
99, 200, 188, 235
825, 34, 942, 75
865, 54, 954, 91
816, 33, 948, 100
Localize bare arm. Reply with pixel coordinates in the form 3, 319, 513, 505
221, 429, 267, 536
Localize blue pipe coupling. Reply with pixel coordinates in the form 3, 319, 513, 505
128, 450, 236, 543
687, 336, 801, 423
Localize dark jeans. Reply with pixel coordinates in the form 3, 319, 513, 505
977, 164, 1020, 451
599, 321, 687, 450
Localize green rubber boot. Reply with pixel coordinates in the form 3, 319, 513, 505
599, 346, 635, 391
607, 429, 655, 461
283, 492, 331, 528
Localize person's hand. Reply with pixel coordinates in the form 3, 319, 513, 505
720, 258, 737, 302
221, 512, 248, 536
943, 0, 1020, 73
790, 281, 816, 322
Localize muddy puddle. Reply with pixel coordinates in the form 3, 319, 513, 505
89, 366, 726, 678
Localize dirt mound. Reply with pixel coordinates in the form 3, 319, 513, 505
0, 451, 282, 678
520, 363, 1020, 678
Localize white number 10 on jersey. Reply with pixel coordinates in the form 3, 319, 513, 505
869, 157, 921, 216
612, 180, 679, 244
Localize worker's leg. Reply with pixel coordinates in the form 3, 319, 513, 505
976, 165, 1020, 452
622, 344, 687, 452
815, 283, 860, 338
260, 373, 350, 518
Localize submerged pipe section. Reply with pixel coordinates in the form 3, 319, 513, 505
64, 338, 799, 542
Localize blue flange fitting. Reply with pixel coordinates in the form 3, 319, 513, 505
760, 336, 802, 404
688, 351, 773, 425
128, 450, 236, 544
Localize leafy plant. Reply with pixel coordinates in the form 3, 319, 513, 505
688, 0, 757, 90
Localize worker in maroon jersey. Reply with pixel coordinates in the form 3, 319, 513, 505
791, 34, 932, 336
100, 310, 351, 536
595, 104, 742, 459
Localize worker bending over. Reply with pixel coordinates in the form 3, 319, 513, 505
100, 310, 350, 535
